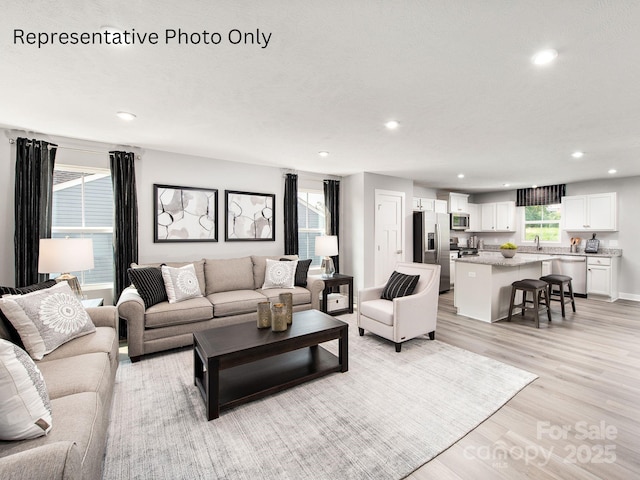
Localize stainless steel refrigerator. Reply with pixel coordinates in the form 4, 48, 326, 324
413, 211, 450, 293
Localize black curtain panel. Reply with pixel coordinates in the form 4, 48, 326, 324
14, 138, 57, 287
283, 173, 299, 255
323, 179, 340, 273
516, 184, 566, 207
110, 151, 139, 304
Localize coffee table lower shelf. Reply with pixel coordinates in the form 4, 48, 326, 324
195, 346, 341, 420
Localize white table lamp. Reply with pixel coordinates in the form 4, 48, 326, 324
315, 235, 338, 278
38, 238, 94, 299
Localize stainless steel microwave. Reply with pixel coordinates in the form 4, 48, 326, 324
450, 213, 469, 230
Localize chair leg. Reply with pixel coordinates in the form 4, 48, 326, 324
395, 343, 402, 353
533, 290, 540, 328
521, 290, 527, 316
544, 288, 552, 323
358, 327, 364, 336
568, 281, 576, 313
428, 331, 435, 340
508, 286, 517, 322
559, 282, 566, 317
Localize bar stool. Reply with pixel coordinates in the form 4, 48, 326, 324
507, 279, 552, 328
540, 274, 576, 317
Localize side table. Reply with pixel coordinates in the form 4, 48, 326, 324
318, 274, 354, 316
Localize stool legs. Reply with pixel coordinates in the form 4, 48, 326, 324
568, 281, 576, 313
508, 286, 517, 322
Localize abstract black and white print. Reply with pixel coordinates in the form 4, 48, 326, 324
225, 190, 275, 241
154, 184, 218, 242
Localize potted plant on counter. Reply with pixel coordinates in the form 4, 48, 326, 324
500, 242, 518, 258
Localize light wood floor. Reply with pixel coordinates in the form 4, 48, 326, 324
407, 291, 640, 480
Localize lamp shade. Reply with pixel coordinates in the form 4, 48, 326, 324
38, 238, 95, 273
315, 235, 338, 257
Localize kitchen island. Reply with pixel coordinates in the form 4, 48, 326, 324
454, 253, 555, 322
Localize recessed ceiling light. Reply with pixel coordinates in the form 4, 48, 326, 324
457, 174, 464, 179
503, 183, 511, 187
571, 151, 584, 159
608, 169, 617, 174
532, 185, 538, 188
384, 120, 399, 130
532, 49, 558, 66
318, 151, 329, 157
116, 111, 136, 121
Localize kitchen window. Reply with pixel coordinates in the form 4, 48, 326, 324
52, 165, 114, 286
297, 189, 325, 265
523, 204, 561, 242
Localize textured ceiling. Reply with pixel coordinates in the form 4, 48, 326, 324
2, 1, 640, 192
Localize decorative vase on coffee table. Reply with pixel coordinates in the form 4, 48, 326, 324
279, 293, 293, 325
271, 303, 288, 332
257, 302, 272, 329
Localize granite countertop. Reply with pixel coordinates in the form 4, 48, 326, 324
478, 245, 622, 258
455, 254, 555, 267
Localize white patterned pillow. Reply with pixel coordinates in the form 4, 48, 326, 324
0, 282, 95, 360
0, 339, 53, 440
262, 259, 298, 290
161, 264, 203, 304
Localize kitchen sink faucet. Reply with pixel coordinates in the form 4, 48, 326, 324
534, 235, 541, 251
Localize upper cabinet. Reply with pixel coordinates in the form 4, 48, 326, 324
480, 201, 516, 232
413, 197, 448, 213
466, 203, 481, 231
447, 193, 469, 214
435, 199, 448, 214
562, 193, 617, 231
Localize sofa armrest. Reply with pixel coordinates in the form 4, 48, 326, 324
86, 305, 118, 329
116, 286, 146, 359
306, 276, 325, 310
0, 441, 81, 480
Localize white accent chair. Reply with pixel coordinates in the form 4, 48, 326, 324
357, 262, 441, 352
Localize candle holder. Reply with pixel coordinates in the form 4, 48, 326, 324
271, 303, 288, 332
279, 292, 293, 325
257, 301, 272, 329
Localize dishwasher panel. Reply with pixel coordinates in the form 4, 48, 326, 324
552, 256, 587, 295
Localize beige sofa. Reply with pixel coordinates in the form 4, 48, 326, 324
117, 255, 325, 362
0, 306, 119, 480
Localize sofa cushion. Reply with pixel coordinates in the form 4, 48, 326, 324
144, 297, 214, 328
0, 339, 52, 440
251, 255, 297, 289
127, 267, 168, 309
204, 257, 255, 294
39, 327, 117, 366
0, 282, 96, 360
161, 264, 203, 304
37, 352, 111, 400
208, 290, 267, 317
260, 286, 312, 306
262, 259, 298, 289
360, 299, 394, 326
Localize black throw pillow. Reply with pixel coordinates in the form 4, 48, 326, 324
280, 258, 313, 287
127, 267, 168, 309
380, 271, 420, 300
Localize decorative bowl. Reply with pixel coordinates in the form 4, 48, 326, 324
501, 249, 517, 258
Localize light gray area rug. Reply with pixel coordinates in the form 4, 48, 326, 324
103, 314, 537, 479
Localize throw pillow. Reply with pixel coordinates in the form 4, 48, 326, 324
0, 282, 96, 360
0, 339, 53, 440
1, 280, 57, 347
380, 271, 420, 300
127, 266, 168, 309
161, 264, 203, 304
280, 258, 312, 287
262, 259, 298, 290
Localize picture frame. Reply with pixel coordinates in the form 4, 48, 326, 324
154, 184, 218, 242
225, 190, 275, 241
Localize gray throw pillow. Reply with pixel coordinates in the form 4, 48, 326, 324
280, 258, 312, 287
161, 264, 203, 304
262, 259, 298, 289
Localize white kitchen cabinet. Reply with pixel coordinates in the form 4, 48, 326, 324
412, 197, 435, 211
587, 256, 619, 301
450, 252, 458, 286
562, 192, 617, 231
479, 201, 515, 231
466, 203, 480, 231
448, 193, 469, 214
434, 199, 448, 214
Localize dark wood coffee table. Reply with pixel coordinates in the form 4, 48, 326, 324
193, 309, 348, 420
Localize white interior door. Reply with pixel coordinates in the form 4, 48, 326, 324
374, 190, 405, 285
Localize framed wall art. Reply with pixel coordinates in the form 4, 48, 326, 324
225, 190, 275, 241
154, 184, 218, 242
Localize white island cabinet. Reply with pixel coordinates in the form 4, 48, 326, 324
453, 254, 554, 323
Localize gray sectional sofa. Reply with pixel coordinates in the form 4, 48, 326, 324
0, 306, 119, 480
117, 255, 325, 362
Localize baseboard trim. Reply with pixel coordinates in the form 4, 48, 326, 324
618, 292, 640, 302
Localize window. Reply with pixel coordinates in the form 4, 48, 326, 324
52, 165, 114, 286
297, 189, 325, 265
523, 204, 561, 242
